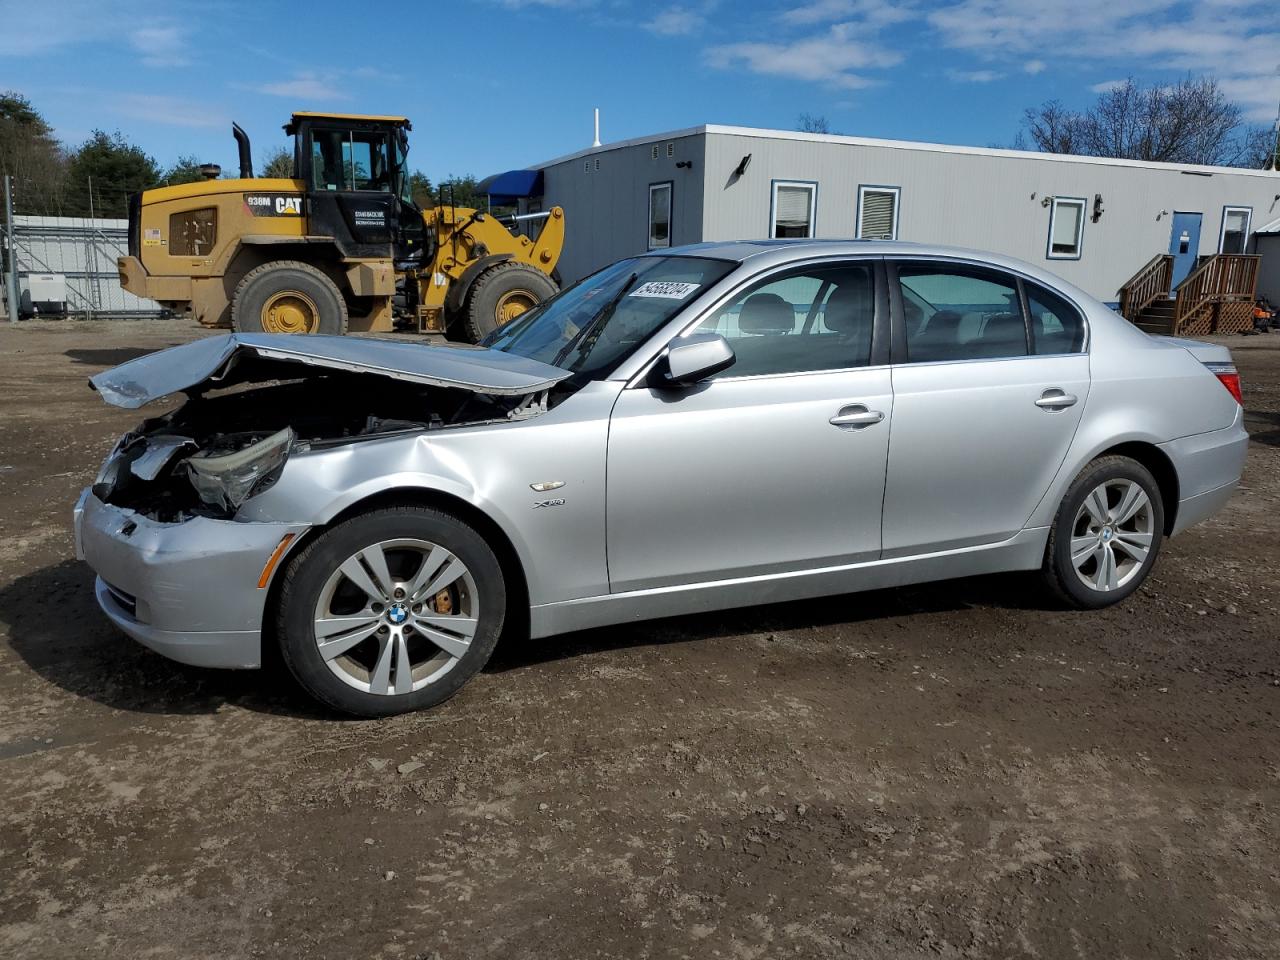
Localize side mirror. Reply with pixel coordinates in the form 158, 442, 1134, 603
657, 332, 736, 387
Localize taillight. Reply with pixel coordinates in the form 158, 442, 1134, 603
1205, 362, 1242, 405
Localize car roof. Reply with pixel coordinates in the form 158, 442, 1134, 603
647, 239, 1098, 305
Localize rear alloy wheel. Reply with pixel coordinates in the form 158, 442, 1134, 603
277, 507, 505, 716
1043, 455, 1164, 609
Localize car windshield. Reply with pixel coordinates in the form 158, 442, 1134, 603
483, 256, 736, 376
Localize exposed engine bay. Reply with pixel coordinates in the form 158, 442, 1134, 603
93, 370, 550, 523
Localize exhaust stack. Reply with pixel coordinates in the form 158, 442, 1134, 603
232, 123, 253, 179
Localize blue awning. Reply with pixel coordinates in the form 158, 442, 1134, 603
478, 169, 544, 205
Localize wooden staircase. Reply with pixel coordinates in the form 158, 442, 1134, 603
1119, 254, 1260, 336
1133, 295, 1178, 334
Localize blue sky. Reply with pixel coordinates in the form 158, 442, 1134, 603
2, 0, 1277, 182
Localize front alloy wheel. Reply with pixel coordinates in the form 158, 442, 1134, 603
278, 507, 506, 716
314, 538, 480, 696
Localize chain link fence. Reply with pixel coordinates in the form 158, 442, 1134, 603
3, 214, 166, 320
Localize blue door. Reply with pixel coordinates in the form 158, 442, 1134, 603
1169, 212, 1202, 289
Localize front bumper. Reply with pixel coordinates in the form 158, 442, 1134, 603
74, 488, 308, 669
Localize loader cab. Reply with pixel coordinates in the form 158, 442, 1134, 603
285, 112, 423, 259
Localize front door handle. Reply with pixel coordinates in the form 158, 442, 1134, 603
1035, 389, 1078, 410
830, 405, 885, 428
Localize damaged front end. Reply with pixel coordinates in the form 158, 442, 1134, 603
88, 333, 572, 522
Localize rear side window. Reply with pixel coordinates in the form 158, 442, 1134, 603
1025, 282, 1086, 354
695, 262, 876, 377
897, 265, 1028, 363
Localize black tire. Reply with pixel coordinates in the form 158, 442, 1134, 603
276, 506, 506, 717
461, 262, 558, 342
231, 260, 348, 336
1042, 455, 1165, 609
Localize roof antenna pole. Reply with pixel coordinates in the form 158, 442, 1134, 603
592, 108, 601, 148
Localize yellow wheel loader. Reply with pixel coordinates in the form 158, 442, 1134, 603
117, 113, 563, 340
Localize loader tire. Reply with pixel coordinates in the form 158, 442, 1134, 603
231, 261, 348, 336
461, 262, 557, 343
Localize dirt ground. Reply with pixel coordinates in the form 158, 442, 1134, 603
0, 318, 1277, 960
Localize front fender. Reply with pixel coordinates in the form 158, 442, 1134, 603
238, 388, 617, 606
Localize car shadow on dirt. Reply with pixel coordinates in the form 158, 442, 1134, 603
488, 572, 1049, 671
1244, 409, 1280, 447
2, 557, 1050, 717
64, 346, 177, 367
0, 559, 332, 720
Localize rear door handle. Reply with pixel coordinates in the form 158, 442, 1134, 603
830, 405, 884, 428
1035, 389, 1078, 410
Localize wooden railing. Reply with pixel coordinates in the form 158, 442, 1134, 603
1118, 254, 1173, 321
1174, 254, 1261, 325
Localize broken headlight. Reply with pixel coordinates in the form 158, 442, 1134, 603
185, 427, 294, 513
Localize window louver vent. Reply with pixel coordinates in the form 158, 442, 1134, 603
859, 190, 897, 240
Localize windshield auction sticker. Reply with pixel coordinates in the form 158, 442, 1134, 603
628, 281, 700, 299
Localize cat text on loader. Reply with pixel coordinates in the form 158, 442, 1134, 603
117, 113, 563, 340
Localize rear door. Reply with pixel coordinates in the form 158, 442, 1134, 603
606, 259, 892, 592
881, 259, 1090, 557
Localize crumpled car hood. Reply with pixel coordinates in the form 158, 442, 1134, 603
89, 333, 572, 408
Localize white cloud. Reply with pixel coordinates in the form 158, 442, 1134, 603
130, 26, 190, 68
645, 7, 706, 35
1090, 78, 1126, 93
1023, 59, 1046, 75
927, 0, 1280, 122
948, 69, 1002, 83
707, 20, 902, 89
780, 0, 914, 27
256, 74, 351, 102
113, 94, 227, 129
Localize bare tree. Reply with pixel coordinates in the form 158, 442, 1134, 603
1021, 76, 1268, 168
797, 113, 832, 134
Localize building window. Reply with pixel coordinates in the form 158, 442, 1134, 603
857, 185, 900, 240
1219, 206, 1251, 254
770, 180, 816, 239
648, 181, 673, 249
1046, 197, 1086, 259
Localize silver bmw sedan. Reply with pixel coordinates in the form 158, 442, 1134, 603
75, 241, 1248, 716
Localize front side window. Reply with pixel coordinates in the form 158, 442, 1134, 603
1025, 282, 1086, 354
897, 265, 1028, 363
858, 185, 899, 240
693, 262, 876, 377
310, 129, 392, 192
648, 182, 672, 250
1220, 206, 1251, 254
771, 181, 816, 238
1047, 197, 1085, 259
485, 256, 735, 378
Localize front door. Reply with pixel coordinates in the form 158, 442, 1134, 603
1169, 212, 1202, 289
606, 260, 892, 593
881, 261, 1090, 556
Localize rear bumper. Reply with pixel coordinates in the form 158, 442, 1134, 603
117, 256, 193, 303
1159, 408, 1249, 537
74, 488, 308, 669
